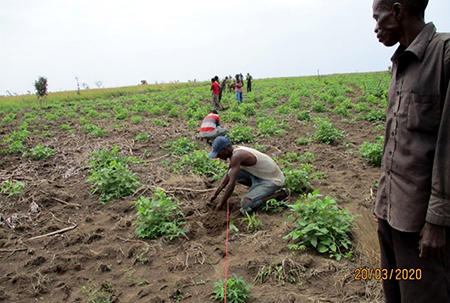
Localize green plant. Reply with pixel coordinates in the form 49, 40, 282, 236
132, 189, 188, 240
313, 118, 344, 145
152, 118, 168, 127
295, 136, 312, 145
262, 198, 289, 213
82, 124, 107, 137
284, 190, 354, 260
164, 137, 197, 156
82, 281, 114, 303
257, 118, 286, 137
1, 129, 30, 154
135, 132, 151, 142
173, 150, 227, 181
240, 213, 261, 232
359, 138, 383, 166
282, 168, 311, 193
29, 144, 55, 160
227, 125, 255, 144
87, 147, 140, 203
130, 115, 142, 124
213, 274, 252, 303
296, 110, 311, 121
0, 180, 26, 197
2, 113, 16, 123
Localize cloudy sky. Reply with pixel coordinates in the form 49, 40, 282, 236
1, 0, 449, 95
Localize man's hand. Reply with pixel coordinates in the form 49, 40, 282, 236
419, 222, 446, 260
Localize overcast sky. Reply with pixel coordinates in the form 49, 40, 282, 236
1, 0, 449, 95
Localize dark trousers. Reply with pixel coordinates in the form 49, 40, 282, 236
378, 220, 450, 303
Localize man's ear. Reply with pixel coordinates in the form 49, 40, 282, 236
392, 2, 404, 20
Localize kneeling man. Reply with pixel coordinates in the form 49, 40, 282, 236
209, 136, 289, 215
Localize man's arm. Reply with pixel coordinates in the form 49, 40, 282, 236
421, 40, 450, 259
214, 155, 242, 210
209, 173, 229, 203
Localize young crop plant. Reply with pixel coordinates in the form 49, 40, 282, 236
262, 198, 289, 213
295, 136, 313, 145
135, 132, 151, 142
0, 180, 26, 197
173, 150, 227, 181
222, 111, 246, 123
282, 167, 311, 194
152, 118, 168, 127
257, 117, 286, 137
82, 124, 107, 138
359, 137, 384, 167
1, 129, 30, 155
132, 189, 188, 240
2, 113, 16, 123
82, 281, 114, 303
227, 124, 255, 144
313, 118, 344, 145
87, 147, 140, 203
274, 105, 291, 115
213, 274, 252, 303
296, 110, 311, 122
284, 190, 354, 260
164, 137, 198, 156
311, 101, 327, 113
240, 213, 261, 232
130, 115, 142, 124
361, 108, 386, 122
168, 106, 180, 118
28, 144, 55, 160
237, 103, 257, 116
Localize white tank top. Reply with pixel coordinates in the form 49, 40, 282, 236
234, 146, 285, 186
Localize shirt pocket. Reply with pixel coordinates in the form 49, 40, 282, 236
406, 93, 441, 132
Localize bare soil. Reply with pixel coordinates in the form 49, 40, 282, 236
0, 93, 384, 302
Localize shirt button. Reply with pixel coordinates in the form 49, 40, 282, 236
391, 131, 395, 136
394, 112, 397, 117
389, 151, 392, 156
387, 171, 391, 175
396, 91, 400, 95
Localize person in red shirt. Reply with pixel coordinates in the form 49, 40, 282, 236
198, 110, 228, 143
234, 74, 243, 104
210, 78, 223, 110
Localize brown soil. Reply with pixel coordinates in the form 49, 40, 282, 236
0, 97, 384, 302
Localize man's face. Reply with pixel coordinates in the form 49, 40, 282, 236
372, 0, 400, 47
217, 147, 231, 161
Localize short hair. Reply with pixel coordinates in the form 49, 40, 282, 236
378, 0, 428, 17
211, 110, 218, 114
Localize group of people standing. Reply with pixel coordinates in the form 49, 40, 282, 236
210, 73, 253, 110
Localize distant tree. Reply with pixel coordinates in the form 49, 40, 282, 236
34, 76, 48, 106
81, 83, 90, 90
95, 81, 103, 88
140, 80, 148, 85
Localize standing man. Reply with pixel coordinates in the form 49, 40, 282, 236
210, 77, 223, 110
208, 136, 289, 215
234, 74, 243, 104
246, 73, 253, 92
372, 0, 450, 302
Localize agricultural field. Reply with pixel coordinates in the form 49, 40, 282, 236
0, 72, 389, 303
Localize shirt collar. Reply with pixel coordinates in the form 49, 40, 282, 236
391, 22, 436, 63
